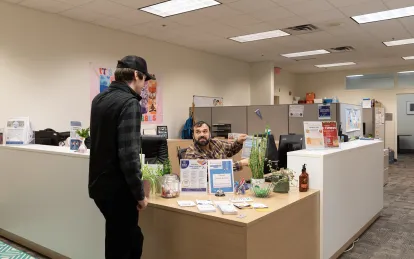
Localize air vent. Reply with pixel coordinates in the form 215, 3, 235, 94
329, 46, 355, 52
283, 24, 321, 35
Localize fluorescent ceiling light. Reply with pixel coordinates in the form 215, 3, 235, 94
351, 6, 414, 24
347, 75, 363, 78
315, 62, 356, 68
383, 38, 414, 47
403, 56, 414, 60
229, 30, 290, 43
140, 0, 221, 17
398, 71, 414, 74
281, 49, 330, 58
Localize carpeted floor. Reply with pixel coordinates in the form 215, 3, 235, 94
340, 154, 414, 259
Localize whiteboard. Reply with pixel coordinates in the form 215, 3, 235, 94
193, 95, 223, 107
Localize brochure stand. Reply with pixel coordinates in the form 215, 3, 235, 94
303, 121, 340, 150
4, 117, 34, 145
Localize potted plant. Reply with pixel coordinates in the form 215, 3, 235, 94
249, 129, 269, 187
141, 164, 163, 198
75, 127, 89, 153
270, 168, 297, 193
162, 157, 172, 176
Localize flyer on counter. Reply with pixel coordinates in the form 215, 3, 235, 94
304, 121, 324, 149
208, 159, 234, 194
321, 121, 339, 148
180, 159, 208, 195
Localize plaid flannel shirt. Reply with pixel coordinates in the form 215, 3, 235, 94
184, 139, 244, 171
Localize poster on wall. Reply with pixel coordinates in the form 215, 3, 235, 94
289, 105, 304, 117
90, 63, 163, 124
318, 104, 331, 120
193, 95, 223, 107
345, 108, 361, 132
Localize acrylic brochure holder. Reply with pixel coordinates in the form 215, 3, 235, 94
303, 121, 340, 150
4, 117, 34, 145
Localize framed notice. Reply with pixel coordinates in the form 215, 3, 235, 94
180, 159, 208, 195
322, 121, 339, 148
304, 121, 324, 149
208, 159, 234, 194
318, 104, 331, 120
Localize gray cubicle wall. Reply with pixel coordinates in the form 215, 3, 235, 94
288, 104, 339, 135
193, 107, 212, 126
212, 106, 247, 133
247, 105, 289, 140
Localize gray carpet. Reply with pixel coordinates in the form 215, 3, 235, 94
341, 154, 414, 259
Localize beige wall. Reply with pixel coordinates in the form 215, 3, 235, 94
250, 61, 274, 105
0, 2, 251, 138
274, 70, 295, 104
295, 66, 414, 153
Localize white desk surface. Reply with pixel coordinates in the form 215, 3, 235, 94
0, 144, 89, 158
287, 139, 383, 158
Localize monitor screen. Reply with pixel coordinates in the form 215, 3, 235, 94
278, 134, 304, 169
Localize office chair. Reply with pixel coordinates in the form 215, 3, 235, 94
140, 135, 168, 164
177, 147, 188, 163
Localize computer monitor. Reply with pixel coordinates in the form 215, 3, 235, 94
255, 134, 278, 174
140, 135, 168, 164
278, 134, 304, 169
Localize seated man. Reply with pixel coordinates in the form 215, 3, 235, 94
184, 121, 249, 171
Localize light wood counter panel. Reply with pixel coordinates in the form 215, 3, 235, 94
141, 189, 320, 259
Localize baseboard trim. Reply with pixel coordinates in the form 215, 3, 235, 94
331, 212, 381, 259
0, 228, 69, 259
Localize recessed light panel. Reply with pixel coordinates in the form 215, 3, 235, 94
352, 6, 414, 24
281, 49, 330, 58
403, 56, 414, 60
316, 62, 356, 68
398, 71, 414, 74
383, 38, 414, 47
347, 75, 363, 78
229, 30, 290, 43
140, 0, 221, 18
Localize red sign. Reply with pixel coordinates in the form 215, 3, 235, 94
322, 121, 339, 148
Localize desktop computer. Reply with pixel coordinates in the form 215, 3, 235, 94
277, 134, 304, 169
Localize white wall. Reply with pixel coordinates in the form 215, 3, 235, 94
295, 66, 414, 153
0, 3, 251, 138
397, 94, 414, 150
274, 70, 295, 104
249, 61, 274, 105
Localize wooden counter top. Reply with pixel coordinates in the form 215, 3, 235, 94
148, 188, 319, 227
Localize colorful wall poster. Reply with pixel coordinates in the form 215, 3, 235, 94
321, 121, 339, 148
208, 159, 234, 194
345, 108, 361, 132
303, 121, 324, 149
90, 63, 163, 124
318, 104, 331, 120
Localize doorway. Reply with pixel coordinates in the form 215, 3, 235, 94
274, 96, 279, 105
396, 94, 414, 154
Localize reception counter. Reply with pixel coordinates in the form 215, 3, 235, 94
0, 144, 320, 259
288, 140, 384, 259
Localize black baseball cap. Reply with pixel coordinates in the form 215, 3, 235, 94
117, 55, 155, 81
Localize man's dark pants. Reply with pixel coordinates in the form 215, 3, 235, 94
94, 189, 144, 259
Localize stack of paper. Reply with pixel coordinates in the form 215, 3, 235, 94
217, 203, 238, 215
233, 202, 252, 209
196, 200, 213, 205
230, 197, 253, 203
177, 200, 196, 207
197, 204, 216, 213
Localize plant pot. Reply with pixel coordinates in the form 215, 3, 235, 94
251, 178, 265, 188
273, 181, 290, 193
143, 179, 151, 198
78, 138, 87, 153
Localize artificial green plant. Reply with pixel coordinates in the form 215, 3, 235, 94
162, 157, 172, 176
141, 164, 163, 194
76, 127, 90, 139
248, 127, 269, 179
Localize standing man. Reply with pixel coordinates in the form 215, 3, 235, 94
89, 55, 154, 259
184, 121, 249, 171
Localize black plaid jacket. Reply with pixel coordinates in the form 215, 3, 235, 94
89, 81, 145, 201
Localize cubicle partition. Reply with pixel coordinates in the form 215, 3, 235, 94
247, 105, 288, 137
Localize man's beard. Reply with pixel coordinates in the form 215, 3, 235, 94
195, 136, 210, 146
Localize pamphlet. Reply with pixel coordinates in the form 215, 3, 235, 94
177, 200, 196, 207
208, 160, 234, 194
233, 202, 252, 209
229, 197, 254, 203
197, 204, 216, 213
322, 121, 339, 148
217, 204, 238, 215
180, 159, 208, 195
303, 121, 324, 149
241, 136, 253, 158
196, 200, 213, 205
252, 203, 268, 209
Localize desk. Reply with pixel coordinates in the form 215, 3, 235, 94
142, 190, 320, 259
288, 140, 384, 259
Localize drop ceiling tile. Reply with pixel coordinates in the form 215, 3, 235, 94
2, 0, 24, 3
19, 0, 73, 13
302, 8, 347, 23
296, 31, 341, 45
338, 0, 388, 16
399, 16, 414, 35
227, 0, 279, 14
267, 15, 310, 29
384, 0, 414, 9
327, 0, 374, 8
167, 11, 211, 26
283, 0, 334, 15
80, 0, 133, 16
218, 13, 262, 27
92, 16, 132, 30
60, 6, 107, 22
195, 4, 242, 19
123, 20, 183, 36
196, 21, 244, 37
234, 22, 277, 34
361, 19, 411, 41
56, 0, 93, 5
112, 9, 160, 25
109, 0, 165, 9
250, 7, 296, 22
271, 0, 311, 7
